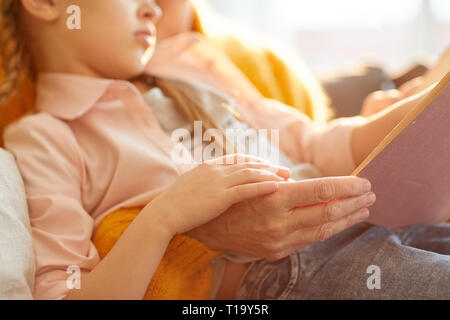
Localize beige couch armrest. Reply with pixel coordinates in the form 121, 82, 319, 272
0, 148, 35, 300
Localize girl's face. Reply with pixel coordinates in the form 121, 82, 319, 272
155, 0, 194, 40
74, 0, 161, 79
21, 0, 161, 79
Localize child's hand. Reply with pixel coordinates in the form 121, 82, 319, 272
149, 154, 290, 235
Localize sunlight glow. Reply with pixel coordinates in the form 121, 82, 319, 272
268, 0, 422, 29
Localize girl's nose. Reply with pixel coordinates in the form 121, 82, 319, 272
138, 1, 162, 23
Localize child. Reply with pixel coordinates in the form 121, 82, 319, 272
1, 0, 447, 300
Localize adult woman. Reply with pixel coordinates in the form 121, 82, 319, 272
155, 0, 332, 122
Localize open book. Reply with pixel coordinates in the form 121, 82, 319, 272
352, 71, 450, 229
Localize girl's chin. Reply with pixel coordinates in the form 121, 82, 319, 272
111, 63, 147, 81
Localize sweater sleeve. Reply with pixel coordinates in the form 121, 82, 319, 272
245, 98, 368, 177
281, 112, 368, 176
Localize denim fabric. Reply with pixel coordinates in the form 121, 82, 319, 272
235, 222, 450, 300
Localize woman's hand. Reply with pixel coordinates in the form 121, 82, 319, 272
361, 77, 424, 117
361, 89, 402, 117
353, 84, 433, 166
148, 154, 291, 235
187, 176, 375, 260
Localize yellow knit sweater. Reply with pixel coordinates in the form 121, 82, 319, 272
93, 207, 222, 300
192, 0, 332, 123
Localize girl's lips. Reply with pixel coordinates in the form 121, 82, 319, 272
134, 30, 156, 47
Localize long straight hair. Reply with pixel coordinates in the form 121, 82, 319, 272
156, 77, 238, 157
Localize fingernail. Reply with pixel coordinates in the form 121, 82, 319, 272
362, 180, 372, 193
279, 166, 291, 172
366, 192, 376, 206
358, 208, 370, 220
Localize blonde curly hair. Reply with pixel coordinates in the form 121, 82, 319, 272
0, 0, 23, 105
0, 0, 35, 146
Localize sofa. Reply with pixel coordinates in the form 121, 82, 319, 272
0, 148, 35, 299
0, 62, 428, 299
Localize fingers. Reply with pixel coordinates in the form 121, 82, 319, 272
227, 168, 286, 187
282, 177, 372, 208
204, 153, 291, 180
369, 90, 400, 102
225, 162, 291, 181
205, 154, 270, 166
361, 90, 402, 117
398, 76, 424, 98
287, 192, 376, 230
228, 181, 279, 203
262, 207, 371, 261
300, 207, 370, 244
381, 89, 401, 100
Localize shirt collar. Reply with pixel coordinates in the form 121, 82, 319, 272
35, 35, 197, 121
35, 73, 138, 120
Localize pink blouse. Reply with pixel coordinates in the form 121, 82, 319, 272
3, 33, 366, 300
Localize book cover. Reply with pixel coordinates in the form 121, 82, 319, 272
353, 72, 450, 229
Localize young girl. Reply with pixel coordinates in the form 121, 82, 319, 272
1, 0, 448, 300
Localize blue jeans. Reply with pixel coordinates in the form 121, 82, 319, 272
235, 223, 450, 299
